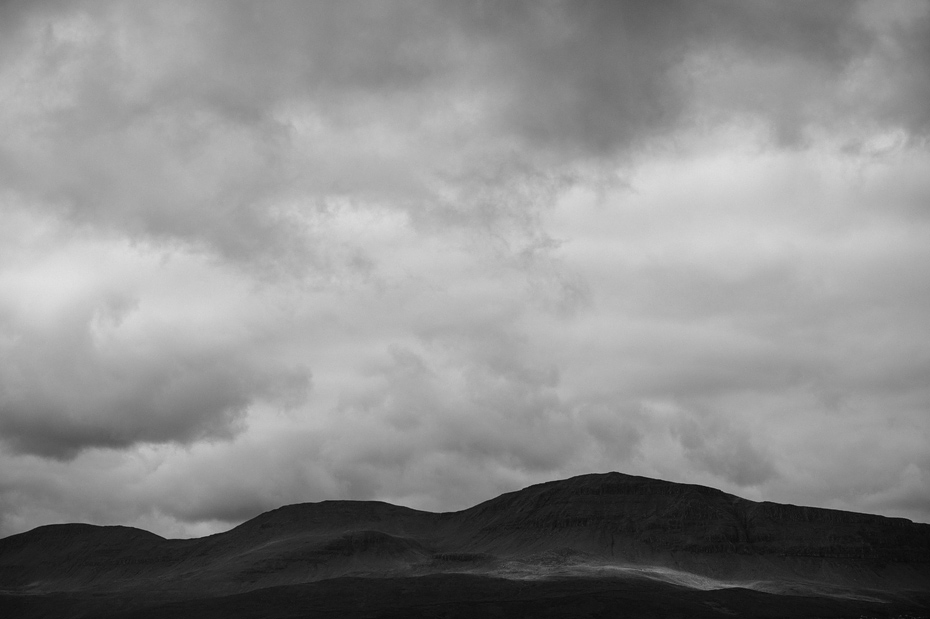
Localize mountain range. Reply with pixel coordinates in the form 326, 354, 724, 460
2, 471, 928, 618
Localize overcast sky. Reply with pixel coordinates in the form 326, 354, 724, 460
1, 0, 929, 539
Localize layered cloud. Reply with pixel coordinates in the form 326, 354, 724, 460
1, 1, 929, 537
2, 0, 927, 261
0, 214, 310, 458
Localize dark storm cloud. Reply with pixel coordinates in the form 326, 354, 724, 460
2, 0, 927, 265
449, 0, 869, 152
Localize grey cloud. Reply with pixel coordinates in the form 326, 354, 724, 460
338, 339, 570, 467
2, 0, 926, 270
140, 434, 334, 526
309, 330, 585, 510
858, 3, 930, 139
872, 478, 930, 520
0, 292, 310, 459
675, 414, 777, 488
0, 428, 333, 538
688, 1, 930, 145
449, 0, 889, 152
579, 402, 645, 463
2, 0, 930, 538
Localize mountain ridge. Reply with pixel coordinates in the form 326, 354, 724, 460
2, 471, 929, 618
4, 472, 928, 560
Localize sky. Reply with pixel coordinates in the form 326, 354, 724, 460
0, 0, 929, 539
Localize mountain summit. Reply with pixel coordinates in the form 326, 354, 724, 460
2, 472, 928, 618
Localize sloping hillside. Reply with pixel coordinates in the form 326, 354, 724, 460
2, 472, 928, 617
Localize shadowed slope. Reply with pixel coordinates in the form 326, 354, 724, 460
1, 472, 928, 612
454, 472, 926, 557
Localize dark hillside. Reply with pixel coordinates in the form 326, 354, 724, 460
2, 472, 928, 618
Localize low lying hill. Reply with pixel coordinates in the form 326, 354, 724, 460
2, 472, 928, 618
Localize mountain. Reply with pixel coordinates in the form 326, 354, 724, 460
2, 472, 929, 618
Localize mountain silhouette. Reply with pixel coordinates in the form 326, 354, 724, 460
2, 472, 928, 618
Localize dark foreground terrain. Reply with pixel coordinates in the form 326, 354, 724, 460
2, 472, 929, 618
4, 573, 930, 619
